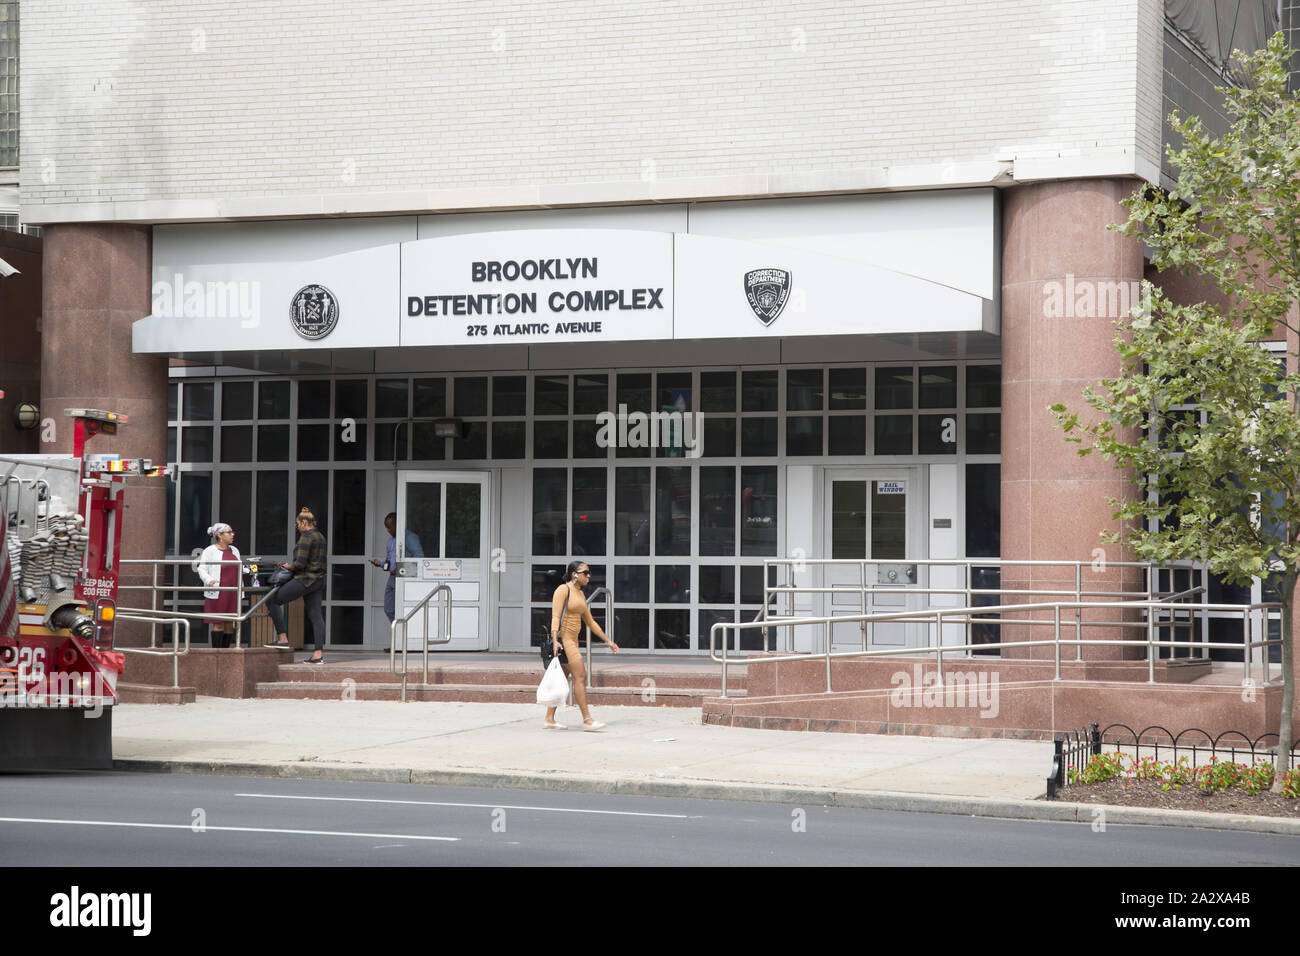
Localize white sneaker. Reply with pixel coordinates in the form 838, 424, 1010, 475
582, 720, 606, 732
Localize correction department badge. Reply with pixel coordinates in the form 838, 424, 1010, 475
744, 269, 791, 326
290, 285, 340, 340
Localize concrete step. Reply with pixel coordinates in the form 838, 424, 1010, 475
254, 679, 740, 707
271, 663, 745, 691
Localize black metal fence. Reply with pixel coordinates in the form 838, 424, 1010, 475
1046, 721, 1300, 797
1046, 722, 1100, 798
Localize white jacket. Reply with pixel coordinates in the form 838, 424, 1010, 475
196, 544, 242, 600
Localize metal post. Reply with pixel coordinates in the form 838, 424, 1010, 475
150, 561, 159, 648
964, 562, 972, 654
825, 619, 832, 693
1053, 604, 1061, 680
935, 611, 943, 686
234, 570, 244, 649
860, 561, 868, 651
1243, 606, 1251, 688
1146, 601, 1156, 683
1074, 562, 1082, 661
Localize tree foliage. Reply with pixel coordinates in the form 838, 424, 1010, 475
1050, 33, 1299, 784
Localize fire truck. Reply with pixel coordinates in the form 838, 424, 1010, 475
0, 408, 165, 770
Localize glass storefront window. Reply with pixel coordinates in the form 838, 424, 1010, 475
704, 418, 736, 457
966, 413, 1001, 455
875, 368, 913, 410
222, 425, 252, 463
655, 467, 692, 555
874, 415, 912, 455
493, 376, 527, 416
297, 424, 330, 461
615, 468, 651, 556
701, 371, 736, 412
222, 381, 254, 420
452, 424, 486, 460
829, 368, 866, 409
533, 468, 567, 555
786, 416, 822, 456
258, 425, 289, 461
574, 374, 609, 415
699, 466, 735, 555
614, 565, 649, 603
740, 466, 777, 556
182, 382, 213, 421
918, 414, 958, 455
255, 471, 288, 556
742, 370, 777, 412
919, 366, 957, 408
453, 377, 488, 417
335, 380, 368, 420
740, 417, 777, 456
376, 379, 409, 418
534, 420, 568, 459
492, 421, 526, 459
297, 470, 329, 539
966, 365, 1001, 408
299, 380, 330, 417
572, 469, 607, 557
828, 416, 866, 456
786, 368, 823, 411
332, 470, 367, 554
534, 375, 569, 415
335, 423, 368, 461
181, 426, 213, 463
258, 381, 289, 419
413, 378, 446, 418
655, 565, 690, 603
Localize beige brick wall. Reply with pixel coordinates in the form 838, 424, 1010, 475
22, 0, 1164, 223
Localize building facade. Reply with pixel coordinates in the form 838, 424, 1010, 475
16, 1, 1297, 654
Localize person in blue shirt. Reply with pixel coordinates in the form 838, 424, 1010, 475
371, 512, 425, 639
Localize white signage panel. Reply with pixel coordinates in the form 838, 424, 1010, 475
399, 229, 674, 347
421, 559, 462, 581
673, 233, 988, 340
133, 244, 401, 353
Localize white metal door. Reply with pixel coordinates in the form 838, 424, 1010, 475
823, 469, 924, 651
395, 471, 491, 651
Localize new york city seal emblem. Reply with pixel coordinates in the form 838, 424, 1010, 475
290, 284, 340, 340
744, 269, 791, 326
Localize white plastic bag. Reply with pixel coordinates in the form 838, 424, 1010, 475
536, 657, 569, 707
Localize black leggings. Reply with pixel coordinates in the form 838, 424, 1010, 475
267, 577, 326, 651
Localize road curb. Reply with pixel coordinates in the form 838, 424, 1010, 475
110, 758, 1300, 834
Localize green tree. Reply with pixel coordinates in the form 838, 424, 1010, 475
1051, 33, 1299, 788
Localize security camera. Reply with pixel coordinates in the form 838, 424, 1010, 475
0, 257, 19, 278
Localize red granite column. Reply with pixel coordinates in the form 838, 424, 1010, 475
41, 224, 165, 648
1000, 179, 1145, 660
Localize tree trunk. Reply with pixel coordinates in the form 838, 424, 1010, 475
1272, 575, 1294, 792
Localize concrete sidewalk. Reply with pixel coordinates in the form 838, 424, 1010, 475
108, 698, 1300, 834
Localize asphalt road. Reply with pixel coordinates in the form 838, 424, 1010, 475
1, 771, 1298, 868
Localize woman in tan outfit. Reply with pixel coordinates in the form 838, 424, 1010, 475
546, 560, 619, 730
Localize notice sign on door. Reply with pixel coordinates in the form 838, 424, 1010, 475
876, 481, 906, 495
421, 559, 462, 581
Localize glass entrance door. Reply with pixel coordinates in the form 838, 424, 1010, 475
823, 469, 923, 650
396, 471, 490, 650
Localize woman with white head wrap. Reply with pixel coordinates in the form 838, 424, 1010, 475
197, 522, 242, 648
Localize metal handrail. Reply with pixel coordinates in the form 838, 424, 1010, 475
390, 583, 452, 702
115, 614, 192, 689
118, 587, 282, 650
709, 597, 1284, 697
582, 586, 614, 689
120, 556, 266, 648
